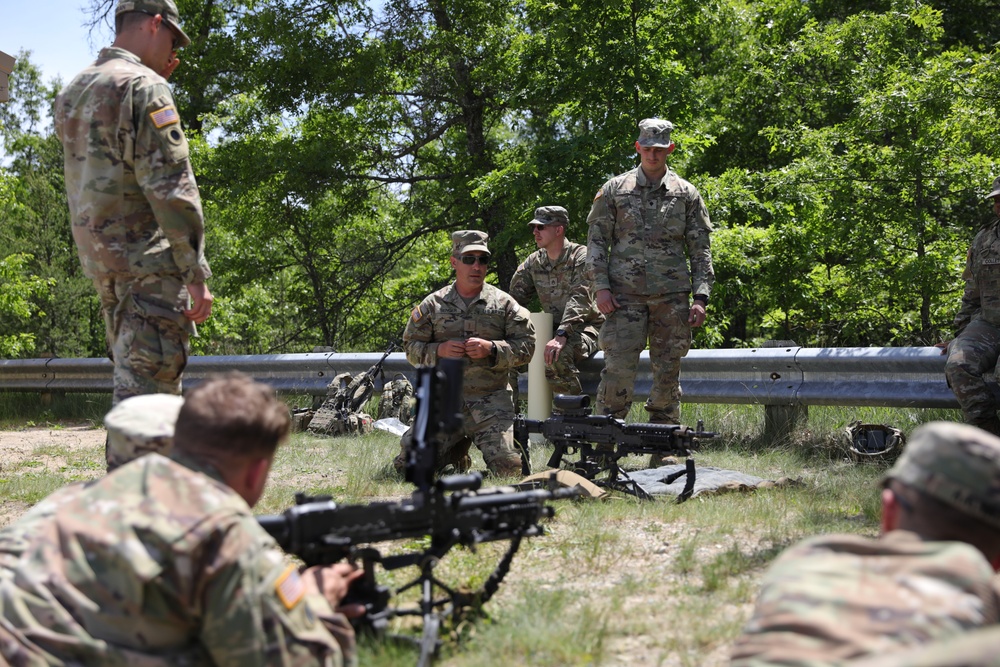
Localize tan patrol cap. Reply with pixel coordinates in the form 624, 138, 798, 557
985, 176, 1000, 201
637, 118, 674, 148
530, 206, 569, 227
885, 421, 1000, 529
116, 0, 192, 48
104, 393, 184, 471
451, 230, 491, 256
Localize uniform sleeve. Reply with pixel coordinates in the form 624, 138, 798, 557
133, 81, 211, 286
199, 520, 352, 667
508, 260, 536, 307
403, 296, 439, 366
685, 190, 714, 298
493, 299, 535, 371
586, 184, 615, 293
558, 245, 598, 334
955, 246, 980, 337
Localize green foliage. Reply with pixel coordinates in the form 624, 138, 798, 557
8, 0, 1000, 355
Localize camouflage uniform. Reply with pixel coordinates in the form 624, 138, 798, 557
731, 421, 1000, 666
945, 178, 1000, 435
54, 30, 211, 406
104, 392, 183, 471
509, 219, 602, 397
0, 451, 354, 666
846, 625, 1000, 667
586, 120, 713, 423
394, 234, 535, 475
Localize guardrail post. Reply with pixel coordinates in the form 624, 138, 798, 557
764, 404, 808, 443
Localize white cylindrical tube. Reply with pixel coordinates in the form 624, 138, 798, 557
527, 312, 553, 444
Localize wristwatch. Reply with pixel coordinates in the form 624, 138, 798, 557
555, 329, 568, 338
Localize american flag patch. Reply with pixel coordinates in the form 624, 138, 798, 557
593, 189, 603, 201
150, 106, 180, 128
411, 305, 425, 322
275, 565, 305, 609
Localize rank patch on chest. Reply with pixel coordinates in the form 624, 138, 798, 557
150, 106, 180, 128
275, 565, 306, 610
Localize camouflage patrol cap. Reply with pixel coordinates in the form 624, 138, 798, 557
116, 0, 191, 48
637, 118, 674, 148
530, 206, 569, 227
985, 176, 1000, 201
885, 421, 1000, 529
451, 230, 491, 256
104, 393, 184, 470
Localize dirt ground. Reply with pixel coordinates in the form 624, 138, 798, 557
0, 424, 105, 526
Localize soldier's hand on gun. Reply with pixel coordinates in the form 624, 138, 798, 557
438, 340, 468, 358
596, 289, 619, 315
304, 563, 367, 618
545, 337, 565, 365
184, 282, 214, 324
689, 301, 707, 328
465, 337, 493, 359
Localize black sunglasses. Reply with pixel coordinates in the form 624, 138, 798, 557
459, 255, 490, 266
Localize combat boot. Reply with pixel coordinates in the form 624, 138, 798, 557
647, 408, 681, 468
487, 455, 523, 478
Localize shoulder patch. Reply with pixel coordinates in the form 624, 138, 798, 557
411, 305, 426, 322
275, 565, 306, 610
150, 105, 180, 128
593, 189, 603, 201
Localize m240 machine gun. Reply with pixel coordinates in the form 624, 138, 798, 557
259, 359, 578, 666
513, 394, 715, 501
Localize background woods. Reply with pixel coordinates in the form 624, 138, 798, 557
3, 0, 1000, 357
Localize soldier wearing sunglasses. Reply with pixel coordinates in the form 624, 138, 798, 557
393, 230, 535, 477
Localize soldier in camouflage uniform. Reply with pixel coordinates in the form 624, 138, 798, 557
54, 0, 213, 414
508, 206, 603, 401
393, 230, 535, 477
0, 374, 360, 666
941, 177, 1000, 436
586, 118, 713, 436
730, 421, 1000, 666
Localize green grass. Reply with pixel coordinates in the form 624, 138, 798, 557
0, 393, 967, 666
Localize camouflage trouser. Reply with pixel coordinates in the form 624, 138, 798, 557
596, 293, 691, 422
547, 329, 600, 398
393, 388, 522, 476
509, 330, 600, 408
94, 274, 193, 406
945, 319, 1000, 435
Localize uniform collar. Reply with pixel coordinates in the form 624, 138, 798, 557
98, 46, 145, 67
635, 166, 673, 191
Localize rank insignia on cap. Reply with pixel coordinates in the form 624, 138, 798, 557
150, 106, 180, 128
275, 565, 305, 610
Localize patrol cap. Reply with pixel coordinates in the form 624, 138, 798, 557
116, 0, 191, 48
451, 230, 491, 256
985, 176, 1000, 201
636, 118, 674, 148
530, 206, 569, 227
104, 393, 184, 469
885, 421, 1000, 529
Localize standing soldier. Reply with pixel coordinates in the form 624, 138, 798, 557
393, 231, 535, 477
54, 0, 213, 426
586, 118, 714, 458
509, 206, 603, 404
941, 176, 1000, 436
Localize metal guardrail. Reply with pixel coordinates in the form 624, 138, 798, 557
0, 346, 958, 409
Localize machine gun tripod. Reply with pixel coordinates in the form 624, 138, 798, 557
513, 395, 716, 501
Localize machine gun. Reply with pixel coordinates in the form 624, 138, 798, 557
513, 394, 715, 501
259, 359, 578, 666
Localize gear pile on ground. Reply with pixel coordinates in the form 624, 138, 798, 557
306, 372, 375, 436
